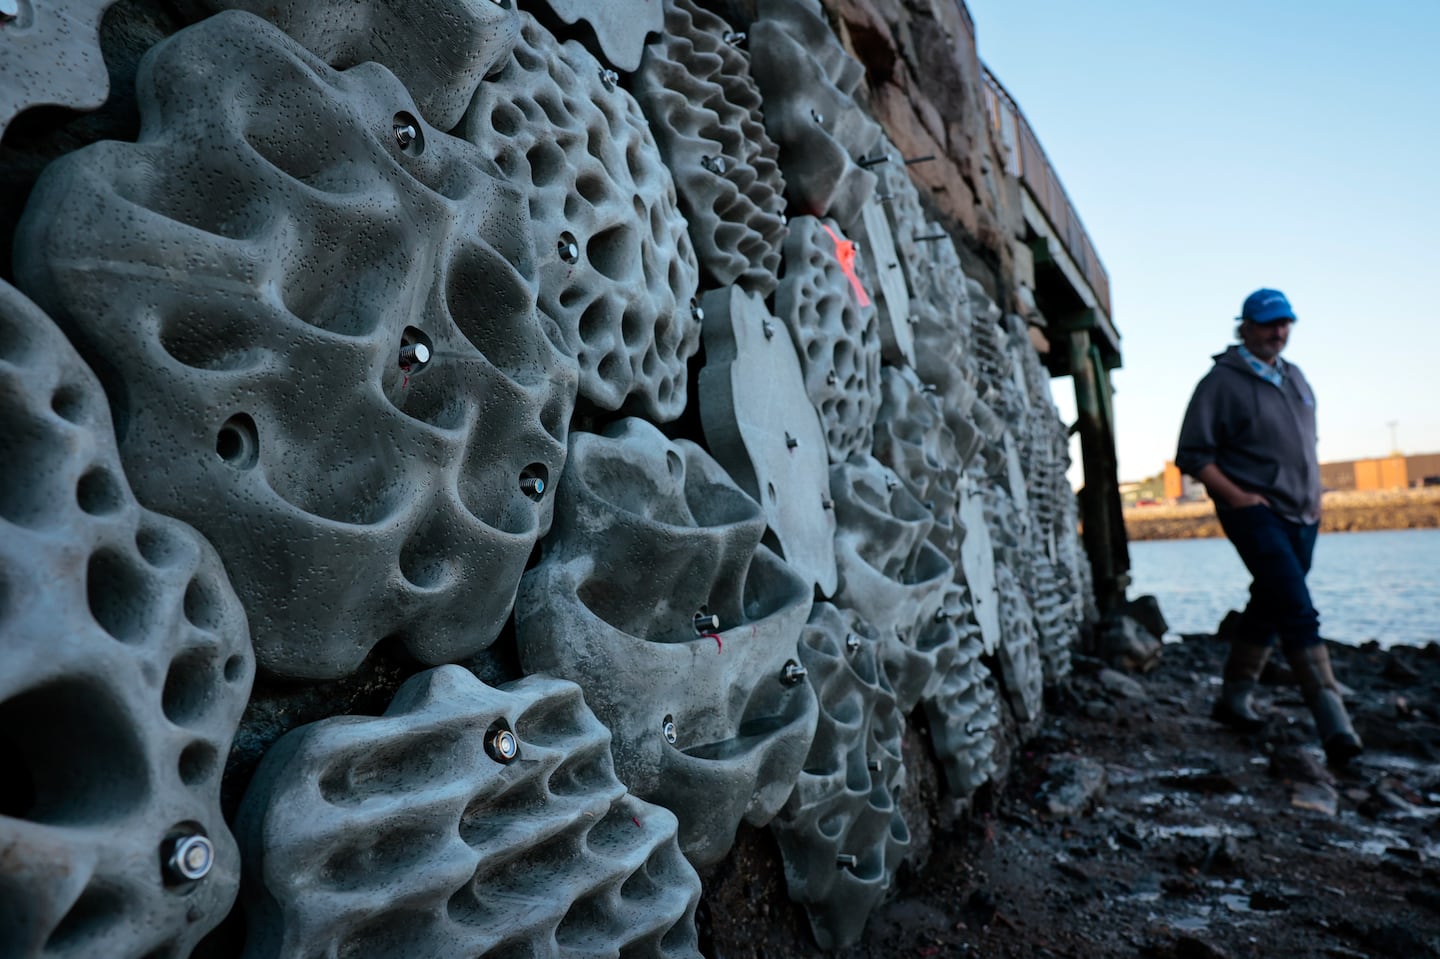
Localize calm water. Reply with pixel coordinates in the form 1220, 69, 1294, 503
1129, 528, 1440, 648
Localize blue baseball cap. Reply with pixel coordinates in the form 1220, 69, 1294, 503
1239, 288, 1296, 324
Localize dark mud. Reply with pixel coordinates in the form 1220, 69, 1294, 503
703, 635, 1440, 958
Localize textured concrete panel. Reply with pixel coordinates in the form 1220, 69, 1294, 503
829, 456, 954, 711
633, 0, 788, 297
0, 0, 116, 138
533, 0, 663, 71
167, 0, 520, 129
871, 366, 963, 562
922, 590, 1000, 797
0, 282, 253, 958
771, 603, 909, 950
852, 195, 914, 367
698, 285, 838, 596
749, 0, 883, 227
236, 666, 702, 959
13, 11, 576, 680
994, 564, 1045, 724
515, 419, 818, 865
873, 154, 933, 303
460, 12, 700, 422
957, 476, 1001, 656
775, 216, 882, 464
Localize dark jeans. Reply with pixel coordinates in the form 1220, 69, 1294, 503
1216, 504, 1321, 651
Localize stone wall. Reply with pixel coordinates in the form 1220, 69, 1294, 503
0, 0, 1091, 953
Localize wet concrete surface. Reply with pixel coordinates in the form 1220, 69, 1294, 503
704, 634, 1440, 958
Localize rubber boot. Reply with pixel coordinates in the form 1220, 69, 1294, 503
1284, 643, 1364, 766
1212, 641, 1272, 732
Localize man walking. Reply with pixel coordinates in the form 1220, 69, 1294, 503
1176, 288, 1363, 765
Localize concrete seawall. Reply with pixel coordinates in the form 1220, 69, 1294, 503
1124, 487, 1440, 541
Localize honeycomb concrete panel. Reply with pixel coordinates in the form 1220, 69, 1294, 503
633, 0, 788, 297
957, 476, 1001, 656
921, 589, 1000, 797
0, 281, 254, 958
749, 0, 883, 227
13, 11, 576, 681
166, 0, 520, 129
852, 194, 914, 367
0, 0, 117, 139
829, 456, 955, 712
771, 603, 910, 950
1029, 557, 1075, 685
460, 12, 700, 421
514, 419, 819, 865
532, 0, 663, 71
697, 285, 838, 596
236, 666, 702, 959
871, 366, 963, 562
994, 564, 1045, 724
775, 216, 882, 464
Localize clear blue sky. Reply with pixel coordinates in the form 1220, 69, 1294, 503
964, 0, 1440, 483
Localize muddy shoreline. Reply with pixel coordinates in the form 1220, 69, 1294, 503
703, 633, 1440, 958
1126, 488, 1440, 541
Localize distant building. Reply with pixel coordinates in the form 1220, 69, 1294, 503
1319, 452, 1440, 491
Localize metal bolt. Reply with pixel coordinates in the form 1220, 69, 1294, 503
887, 261, 899, 270
723, 30, 747, 45
785, 433, 798, 450
762, 320, 774, 339
876, 193, 895, 205
857, 154, 890, 168
885, 476, 898, 491
557, 231, 580, 263
924, 500, 935, 511
909, 314, 919, 325
780, 659, 807, 685
915, 232, 949, 243
826, 370, 838, 386
520, 475, 545, 498
934, 608, 950, 623
822, 496, 834, 510
165, 833, 214, 883
845, 632, 861, 653
599, 67, 619, 91
965, 721, 984, 737
393, 121, 419, 150
486, 727, 519, 763
399, 342, 430, 368
701, 154, 727, 175
837, 853, 859, 869
810, 109, 825, 125
904, 154, 936, 165
690, 298, 704, 323
867, 758, 883, 772
693, 610, 720, 633
662, 715, 678, 745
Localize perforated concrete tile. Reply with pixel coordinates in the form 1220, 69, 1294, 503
0, 0, 117, 138
0, 282, 254, 959
770, 602, 910, 950
698, 285, 837, 596
514, 419, 818, 866
633, 0, 788, 297
922, 588, 1000, 797
236, 666, 702, 959
871, 365, 964, 562
460, 11, 700, 421
532, 0, 663, 71
166, 0, 520, 129
748, 0, 883, 227
775, 216, 881, 464
14, 11, 576, 681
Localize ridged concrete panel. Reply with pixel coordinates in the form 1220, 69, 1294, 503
749, 0, 883, 227
775, 216, 882, 464
235, 666, 702, 959
771, 603, 910, 951
871, 366, 964, 562
923, 588, 1000, 798
994, 564, 1046, 724
0, 0, 116, 138
13, 11, 575, 681
514, 419, 818, 866
166, 0, 520, 129
0, 282, 253, 959
698, 285, 838, 596
633, 0, 788, 297
460, 12, 700, 422
829, 456, 954, 712
533, 0, 663, 71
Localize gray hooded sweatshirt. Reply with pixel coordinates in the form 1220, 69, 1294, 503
1175, 345, 1321, 524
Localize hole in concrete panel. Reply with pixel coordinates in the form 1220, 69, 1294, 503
182, 577, 221, 631
178, 741, 216, 786
223, 655, 245, 683
76, 467, 124, 516
586, 225, 633, 282
215, 414, 258, 469
0, 678, 148, 824
163, 648, 216, 726
50, 384, 87, 424
87, 548, 149, 642
135, 524, 182, 567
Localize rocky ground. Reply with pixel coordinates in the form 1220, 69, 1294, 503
703, 633, 1440, 958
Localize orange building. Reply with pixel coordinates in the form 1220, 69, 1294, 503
1354, 456, 1408, 491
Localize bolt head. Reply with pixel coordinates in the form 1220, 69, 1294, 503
810, 110, 825, 125
167, 834, 214, 883
780, 659, 807, 686
487, 727, 519, 763
558, 232, 580, 263
845, 632, 861, 653
690, 298, 704, 323
662, 716, 677, 745
393, 123, 418, 150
